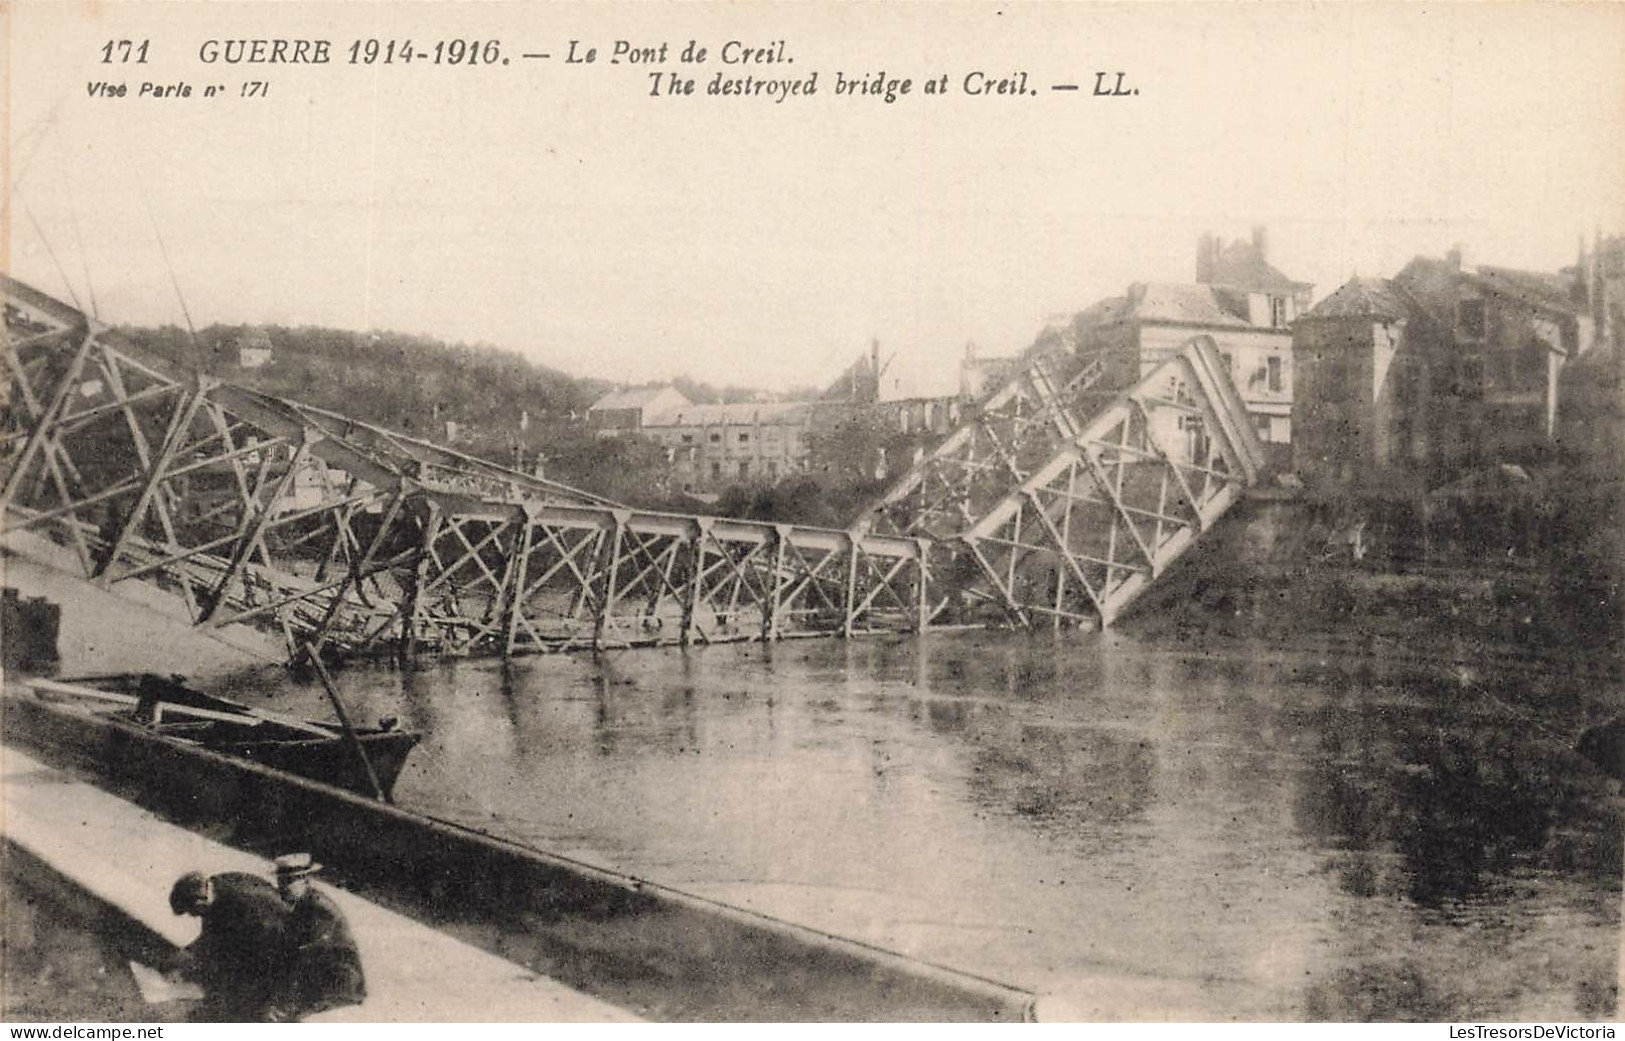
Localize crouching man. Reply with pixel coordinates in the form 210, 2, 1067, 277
168, 870, 290, 1021
268, 853, 366, 1020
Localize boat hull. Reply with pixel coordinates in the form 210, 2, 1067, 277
2, 686, 418, 800
209, 731, 419, 798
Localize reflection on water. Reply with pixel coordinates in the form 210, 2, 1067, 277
222, 626, 1620, 1021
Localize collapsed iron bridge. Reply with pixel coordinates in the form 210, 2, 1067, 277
1, 273, 1263, 665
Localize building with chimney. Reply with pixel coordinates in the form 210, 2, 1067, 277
1196, 226, 1315, 327
1392, 248, 1574, 466
1293, 244, 1597, 486
1554, 232, 1625, 459
1071, 226, 1312, 468
1577, 231, 1625, 359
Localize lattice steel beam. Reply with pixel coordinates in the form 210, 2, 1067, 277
957, 335, 1264, 628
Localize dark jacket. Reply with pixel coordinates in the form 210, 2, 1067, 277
185, 873, 292, 1020
279, 886, 366, 1017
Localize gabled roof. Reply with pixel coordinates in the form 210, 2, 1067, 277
1207, 240, 1312, 294
1072, 294, 1135, 328
1473, 265, 1584, 318
588, 385, 690, 412
1389, 255, 1579, 357
1125, 282, 1251, 328
1395, 255, 1585, 332
1305, 278, 1430, 323
1392, 256, 1463, 328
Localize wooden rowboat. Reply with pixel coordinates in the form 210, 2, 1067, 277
4, 673, 420, 800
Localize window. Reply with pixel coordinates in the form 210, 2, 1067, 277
738, 461, 751, 479
1321, 359, 1351, 400
738, 432, 750, 444
1255, 414, 1271, 439
1491, 350, 1516, 389
681, 434, 694, 444
1459, 355, 1485, 396
709, 432, 721, 444
1458, 299, 1486, 340
1394, 364, 1417, 404
768, 460, 779, 478
1220, 352, 1233, 375
1267, 355, 1283, 392
710, 462, 721, 479
1270, 296, 1288, 328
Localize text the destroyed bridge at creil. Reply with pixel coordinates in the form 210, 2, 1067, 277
1, 273, 1263, 666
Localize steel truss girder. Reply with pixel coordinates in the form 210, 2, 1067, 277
956, 335, 1264, 628
856, 344, 1110, 541
390, 502, 933, 657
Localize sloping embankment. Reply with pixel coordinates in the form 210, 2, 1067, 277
3, 693, 1035, 1022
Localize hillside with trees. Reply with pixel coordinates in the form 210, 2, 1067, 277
115, 323, 949, 526
116, 323, 685, 506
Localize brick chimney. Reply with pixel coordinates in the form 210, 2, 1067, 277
1575, 233, 1592, 308
1593, 229, 1608, 340
1196, 233, 1217, 283
1251, 225, 1269, 263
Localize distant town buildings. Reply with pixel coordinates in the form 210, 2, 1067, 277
232, 329, 274, 369
587, 386, 817, 494
643, 400, 815, 492
1293, 243, 1609, 487
581, 227, 1621, 501
820, 339, 973, 439
588, 341, 1021, 494
958, 342, 1021, 401
1583, 232, 1625, 356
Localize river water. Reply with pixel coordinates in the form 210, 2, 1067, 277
13, 524, 1620, 1021
204, 616, 1621, 1022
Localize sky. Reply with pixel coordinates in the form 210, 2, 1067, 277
6, 2, 1625, 398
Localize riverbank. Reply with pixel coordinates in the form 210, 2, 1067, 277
1129, 498, 1623, 697
0, 531, 279, 678
2, 747, 641, 1023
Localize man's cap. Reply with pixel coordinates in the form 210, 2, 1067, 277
273, 852, 323, 880
169, 871, 209, 914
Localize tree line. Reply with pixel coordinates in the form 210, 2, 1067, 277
115, 323, 932, 526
